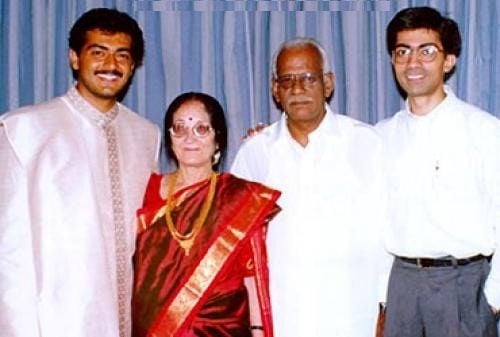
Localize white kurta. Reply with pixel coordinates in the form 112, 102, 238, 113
231, 106, 391, 337
0, 87, 161, 337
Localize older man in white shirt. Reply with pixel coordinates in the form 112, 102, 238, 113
231, 37, 390, 337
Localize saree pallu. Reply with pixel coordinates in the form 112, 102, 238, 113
132, 173, 280, 337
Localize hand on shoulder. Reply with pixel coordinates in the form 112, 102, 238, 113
242, 122, 267, 142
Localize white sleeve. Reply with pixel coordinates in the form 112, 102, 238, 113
375, 180, 393, 304
484, 119, 500, 309
153, 125, 162, 172
230, 139, 266, 182
0, 122, 39, 337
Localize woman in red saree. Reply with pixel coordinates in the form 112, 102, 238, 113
132, 92, 281, 337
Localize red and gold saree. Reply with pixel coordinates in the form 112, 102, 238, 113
132, 173, 280, 337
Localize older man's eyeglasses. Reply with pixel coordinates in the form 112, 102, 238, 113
392, 44, 443, 64
275, 72, 323, 89
169, 122, 214, 138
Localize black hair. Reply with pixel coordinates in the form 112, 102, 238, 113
164, 92, 228, 171
69, 8, 144, 68
386, 6, 461, 81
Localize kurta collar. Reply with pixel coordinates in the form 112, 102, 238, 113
66, 85, 119, 128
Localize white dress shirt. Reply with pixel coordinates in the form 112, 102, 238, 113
0, 87, 161, 337
231, 105, 390, 337
376, 86, 500, 308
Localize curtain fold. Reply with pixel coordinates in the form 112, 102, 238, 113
1, 0, 499, 169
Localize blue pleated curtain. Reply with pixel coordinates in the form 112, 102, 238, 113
1, 0, 499, 169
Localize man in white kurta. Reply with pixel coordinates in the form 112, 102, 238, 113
0, 86, 160, 337
231, 38, 390, 337
0, 8, 161, 337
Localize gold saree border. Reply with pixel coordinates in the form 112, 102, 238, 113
147, 183, 278, 337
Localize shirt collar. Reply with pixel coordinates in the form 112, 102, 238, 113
274, 103, 337, 146
310, 104, 338, 140
404, 85, 457, 122
66, 85, 119, 128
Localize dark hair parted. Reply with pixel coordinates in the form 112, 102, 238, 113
69, 8, 144, 67
386, 7, 461, 81
164, 92, 228, 171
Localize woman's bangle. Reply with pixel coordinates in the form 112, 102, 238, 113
250, 325, 264, 330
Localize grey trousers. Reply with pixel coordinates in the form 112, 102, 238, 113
384, 257, 498, 337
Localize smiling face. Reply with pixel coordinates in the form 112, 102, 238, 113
170, 101, 218, 170
69, 29, 135, 112
392, 28, 456, 105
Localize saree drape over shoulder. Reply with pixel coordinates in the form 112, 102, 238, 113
132, 173, 280, 337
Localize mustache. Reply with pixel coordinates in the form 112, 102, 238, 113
94, 70, 123, 78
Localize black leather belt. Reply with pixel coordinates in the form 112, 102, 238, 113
398, 254, 490, 268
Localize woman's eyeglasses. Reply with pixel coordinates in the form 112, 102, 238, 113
169, 122, 214, 138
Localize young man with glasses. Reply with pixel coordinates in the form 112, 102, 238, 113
376, 7, 500, 337
231, 37, 390, 337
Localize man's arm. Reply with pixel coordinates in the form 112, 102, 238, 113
152, 125, 162, 172
483, 119, 500, 312
0, 122, 39, 337
375, 137, 393, 305
230, 121, 275, 183
230, 139, 266, 182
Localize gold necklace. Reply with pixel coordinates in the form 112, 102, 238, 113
165, 171, 217, 256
